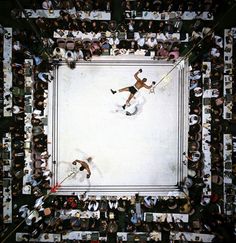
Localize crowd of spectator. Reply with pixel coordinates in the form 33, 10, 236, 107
1, 0, 235, 242
34, 13, 185, 65
0, 28, 3, 117
121, 0, 221, 13
20, 0, 111, 11
19, 0, 223, 13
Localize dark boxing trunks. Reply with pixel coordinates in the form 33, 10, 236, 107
128, 86, 138, 94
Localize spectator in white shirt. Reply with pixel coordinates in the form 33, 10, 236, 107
190, 70, 201, 80
128, 20, 135, 32
194, 87, 203, 97
109, 200, 118, 209
156, 32, 167, 40
191, 30, 202, 40
34, 196, 45, 210
211, 47, 220, 58
189, 114, 199, 125
108, 36, 120, 46
19, 205, 30, 218
42, 0, 53, 10
203, 89, 220, 98
137, 35, 145, 48
145, 37, 157, 50
144, 196, 157, 208
88, 200, 99, 211
52, 47, 66, 59
38, 72, 53, 82
65, 50, 77, 69
6, 105, 24, 114
26, 210, 42, 225
75, 48, 84, 59
13, 41, 22, 51
214, 35, 223, 48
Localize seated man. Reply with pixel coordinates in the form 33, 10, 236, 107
145, 37, 157, 51
42, 0, 53, 10
38, 72, 53, 82
144, 196, 157, 208
52, 47, 66, 59
154, 47, 169, 60
108, 199, 118, 209
168, 47, 180, 62
88, 200, 99, 211
65, 50, 77, 69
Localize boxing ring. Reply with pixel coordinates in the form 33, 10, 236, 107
47, 56, 189, 196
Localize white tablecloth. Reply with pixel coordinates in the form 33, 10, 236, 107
223, 134, 233, 215
116, 232, 161, 241
62, 231, 99, 240
53, 29, 187, 43
22, 60, 34, 195
2, 133, 12, 223
22, 9, 111, 20
170, 231, 215, 242
2, 133, 12, 172
3, 178, 12, 223
144, 212, 189, 223
3, 28, 12, 117
57, 209, 100, 219
125, 11, 213, 20
53, 29, 101, 39
223, 29, 233, 120
201, 62, 212, 199
16, 233, 61, 242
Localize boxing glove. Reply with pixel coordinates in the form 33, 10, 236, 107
139, 69, 142, 73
